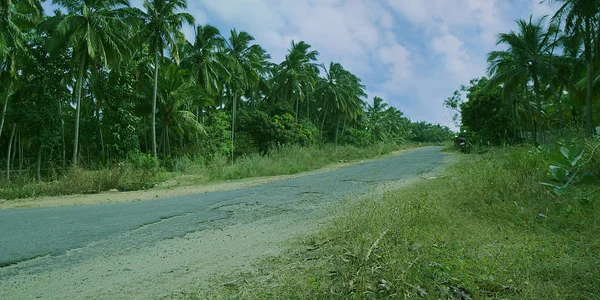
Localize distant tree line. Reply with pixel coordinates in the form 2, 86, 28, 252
445, 0, 600, 145
0, 0, 453, 182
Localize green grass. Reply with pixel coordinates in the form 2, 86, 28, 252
0, 143, 412, 200
197, 146, 600, 299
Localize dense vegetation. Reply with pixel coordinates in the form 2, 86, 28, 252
189, 1, 600, 299
0, 0, 452, 189
445, 0, 600, 146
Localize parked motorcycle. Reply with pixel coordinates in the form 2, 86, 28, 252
455, 136, 470, 154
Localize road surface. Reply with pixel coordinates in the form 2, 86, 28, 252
0, 147, 447, 299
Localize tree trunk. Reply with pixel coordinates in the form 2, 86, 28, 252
231, 91, 236, 161
59, 98, 65, 167
0, 79, 12, 140
151, 51, 159, 158
555, 84, 565, 133
143, 117, 148, 153
584, 19, 594, 136
334, 118, 340, 145
532, 74, 544, 144
97, 106, 104, 160
11, 128, 17, 170
166, 124, 171, 157
306, 94, 310, 122
511, 96, 517, 140
295, 96, 299, 122
19, 130, 23, 170
201, 104, 205, 124
72, 55, 87, 167
36, 145, 43, 183
6, 124, 15, 181
524, 89, 535, 142
320, 101, 329, 136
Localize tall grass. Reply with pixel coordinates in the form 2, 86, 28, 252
201, 145, 600, 299
0, 143, 403, 200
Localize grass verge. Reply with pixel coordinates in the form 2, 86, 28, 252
196, 146, 600, 299
0, 143, 418, 200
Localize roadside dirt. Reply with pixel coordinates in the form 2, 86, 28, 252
0, 149, 455, 299
0, 150, 410, 210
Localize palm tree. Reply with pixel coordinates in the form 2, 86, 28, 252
488, 16, 558, 143
316, 62, 366, 142
224, 29, 270, 160
0, 0, 42, 139
137, 0, 194, 158
548, 0, 600, 135
181, 24, 229, 123
271, 40, 319, 121
44, 0, 132, 166
367, 96, 389, 141
156, 62, 203, 157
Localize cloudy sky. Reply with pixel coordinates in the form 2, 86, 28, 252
43, 0, 559, 129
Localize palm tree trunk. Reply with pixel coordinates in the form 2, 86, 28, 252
6, 124, 15, 181
59, 98, 65, 167
231, 91, 236, 161
306, 95, 310, 122
11, 128, 17, 170
0, 79, 12, 140
36, 145, 43, 183
201, 105, 205, 124
555, 84, 564, 132
523, 88, 535, 141
18, 131, 22, 170
152, 51, 159, 158
295, 97, 299, 122
320, 101, 329, 136
335, 118, 340, 145
143, 117, 148, 153
166, 124, 171, 157
584, 19, 594, 136
72, 55, 87, 167
97, 107, 104, 160
533, 74, 544, 144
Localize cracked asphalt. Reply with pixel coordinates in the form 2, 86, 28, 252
0, 147, 446, 284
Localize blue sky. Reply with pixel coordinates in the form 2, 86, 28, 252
42, 0, 559, 130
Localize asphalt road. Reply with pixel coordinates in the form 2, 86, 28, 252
0, 147, 446, 269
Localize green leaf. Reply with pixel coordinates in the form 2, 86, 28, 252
560, 146, 569, 159
547, 152, 571, 167
563, 170, 578, 188
570, 150, 584, 167
539, 181, 560, 188
550, 165, 568, 182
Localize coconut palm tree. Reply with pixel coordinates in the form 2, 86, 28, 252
0, 0, 42, 139
156, 62, 203, 157
487, 16, 559, 143
224, 29, 270, 160
367, 96, 389, 141
548, 0, 600, 135
181, 24, 230, 123
270, 40, 319, 121
136, 0, 194, 158
44, 0, 132, 166
316, 62, 366, 142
